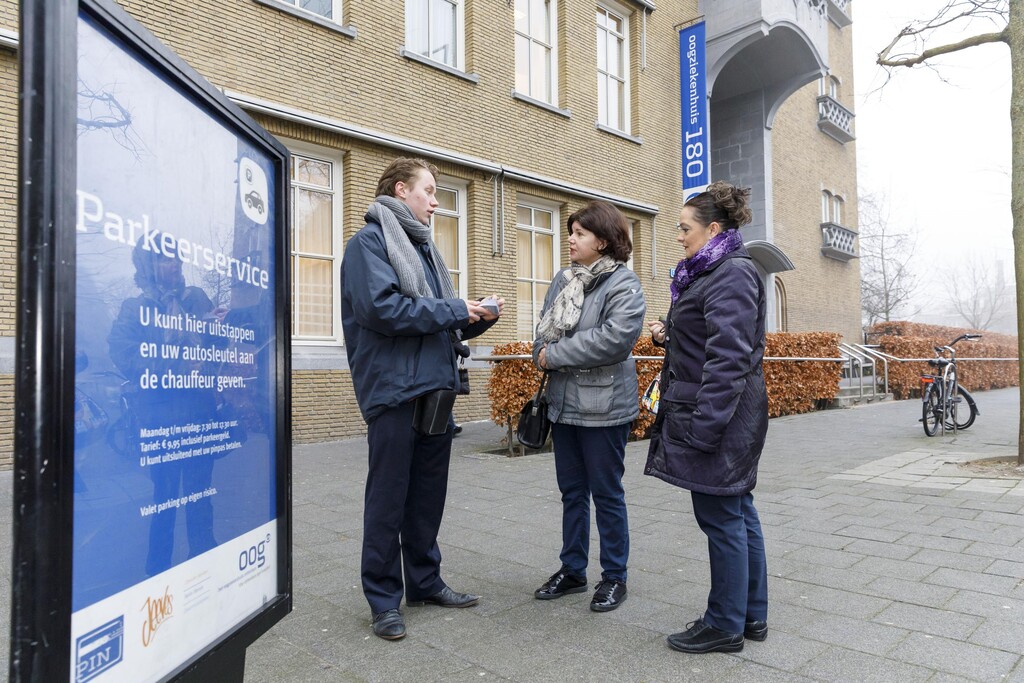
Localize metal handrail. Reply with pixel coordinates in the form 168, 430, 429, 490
888, 357, 1019, 362
473, 354, 845, 362
838, 342, 875, 401
849, 343, 890, 395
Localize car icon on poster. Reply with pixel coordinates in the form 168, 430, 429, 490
239, 156, 269, 225
245, 190, 265, 215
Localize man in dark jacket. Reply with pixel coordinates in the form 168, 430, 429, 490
341, 158, 501, 640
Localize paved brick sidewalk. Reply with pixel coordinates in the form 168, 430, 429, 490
2, 388, 1022, 681
240, 387, 1023, 682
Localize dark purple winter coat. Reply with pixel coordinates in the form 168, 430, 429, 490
644, 245, 768, 496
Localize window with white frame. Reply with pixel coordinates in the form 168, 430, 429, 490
515, 0, 556, 104
406, 0, 465, 69
277, 0, 341, 21
818, 75, 840, 99
516, 199, 560, 339
289, 145, 343, 343
822, 189, 844, 224
431, 180, 468, 298
596, 2, 630, 133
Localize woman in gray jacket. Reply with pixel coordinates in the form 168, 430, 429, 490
531, 200, 646, 612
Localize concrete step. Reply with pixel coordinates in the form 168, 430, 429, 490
830, 388, 894, 408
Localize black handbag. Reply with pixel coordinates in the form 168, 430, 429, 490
516, 372, 551, 449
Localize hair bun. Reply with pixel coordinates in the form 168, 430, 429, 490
705, 181, 752, 228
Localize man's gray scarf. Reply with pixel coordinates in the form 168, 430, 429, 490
367, 195, 457, 302
536, 255, 620, 342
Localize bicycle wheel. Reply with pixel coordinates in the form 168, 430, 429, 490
946, 385, 978, 431
922, 386, 941, 436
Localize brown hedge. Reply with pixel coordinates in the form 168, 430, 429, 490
764, 332, 843, 417
487, 332, 845, 443
866, 320, 1018, 348
876, 335, 1019, 399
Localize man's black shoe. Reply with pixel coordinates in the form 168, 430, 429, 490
371, 609, 406, 640
667, 619, 744, 654
407, 585, 480, 608
534, 567, 587, 600
453, 424, 463, 435
590, 579, 627, 612
744, 619, 768, 641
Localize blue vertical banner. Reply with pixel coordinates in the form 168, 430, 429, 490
680, 21, 710, 202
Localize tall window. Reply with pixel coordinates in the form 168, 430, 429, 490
821, 190, 832, 223
431, 181, 467, 298
774, 278, 788, 332
406, 0, 465, 69
627, 220, 636, 271
819, 75, 841, 98
290, 147, 342, 343
515, 0, 556, 103
596, 3, 630, 132
278, 0, 341, 20
516, 200, 560, 339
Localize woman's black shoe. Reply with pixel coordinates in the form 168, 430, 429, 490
667, 619, 743, 654
744, 619, 768, 641
590, 579, 627, 612
534, 567, 587, 600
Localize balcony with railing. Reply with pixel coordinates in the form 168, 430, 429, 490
817, 94, 855, 143
827, 0, 852, 28
821, 222, 858, 261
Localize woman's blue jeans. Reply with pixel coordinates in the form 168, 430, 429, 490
551, 422, 630, 582
691, 490, 768, 634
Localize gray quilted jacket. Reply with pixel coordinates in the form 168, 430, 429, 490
532, 265, 646, 427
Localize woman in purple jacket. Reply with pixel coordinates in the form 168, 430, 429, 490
644, 181, 769, 654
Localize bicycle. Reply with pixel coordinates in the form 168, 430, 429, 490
920, 334, 982, 436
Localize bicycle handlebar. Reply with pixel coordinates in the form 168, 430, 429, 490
950, 334, 982, 346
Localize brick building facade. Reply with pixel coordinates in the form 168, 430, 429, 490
0, 0, 858, 464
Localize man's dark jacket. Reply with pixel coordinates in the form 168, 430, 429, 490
341, 220, 494, 423
644, 244, 768, 495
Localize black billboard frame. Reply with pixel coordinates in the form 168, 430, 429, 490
11, 0, 293, 680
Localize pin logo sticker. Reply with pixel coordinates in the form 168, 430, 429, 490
75, 616, 124, 682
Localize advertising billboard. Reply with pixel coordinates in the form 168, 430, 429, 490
12, 1, 291, 681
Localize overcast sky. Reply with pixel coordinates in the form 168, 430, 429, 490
851, 1, 1013, 299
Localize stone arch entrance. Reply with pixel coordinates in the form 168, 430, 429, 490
700, 0, 832, 327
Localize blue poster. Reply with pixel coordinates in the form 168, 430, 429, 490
680, 21, 710, 202
71, 13, 280, 682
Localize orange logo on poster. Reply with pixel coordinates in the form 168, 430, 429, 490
141, 586, 174, 647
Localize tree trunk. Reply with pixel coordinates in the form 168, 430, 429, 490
1012, 0, 1024, 464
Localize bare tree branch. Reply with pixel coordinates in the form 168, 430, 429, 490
878, 29, 1008, 67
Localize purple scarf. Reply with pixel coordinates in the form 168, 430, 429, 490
670, 230, 744, 303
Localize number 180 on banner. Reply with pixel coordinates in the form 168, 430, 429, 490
680, 21, 709, 202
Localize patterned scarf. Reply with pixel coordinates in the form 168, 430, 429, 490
670, 230, 744, 303
365, 195, 457, 301
536, 255, 620, 342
